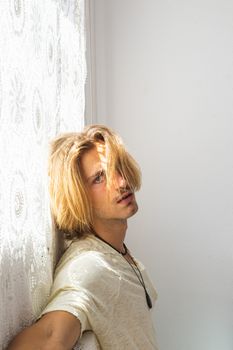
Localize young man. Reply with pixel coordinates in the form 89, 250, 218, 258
7, 125, 158, 350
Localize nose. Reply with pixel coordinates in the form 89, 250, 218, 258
115, 172, 127, 189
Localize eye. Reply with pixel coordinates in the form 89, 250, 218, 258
93, 170, 105, 184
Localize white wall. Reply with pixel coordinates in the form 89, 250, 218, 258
91, 1, 233, 349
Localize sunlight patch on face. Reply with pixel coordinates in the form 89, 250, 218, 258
95, 143, 109, 182
95, 142, 107, 168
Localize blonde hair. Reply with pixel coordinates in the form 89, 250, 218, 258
49, 124, 141, 240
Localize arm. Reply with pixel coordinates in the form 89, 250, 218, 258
7, 311, 81, 350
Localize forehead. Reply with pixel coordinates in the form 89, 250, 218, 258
80, 143, 107, 179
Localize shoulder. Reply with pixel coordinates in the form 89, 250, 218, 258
53, 235, 120, 291
55, 235, 109, 272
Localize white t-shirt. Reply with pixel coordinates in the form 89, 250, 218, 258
41, 235, 158, 350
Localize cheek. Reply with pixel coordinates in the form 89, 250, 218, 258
89, 186, 107, 205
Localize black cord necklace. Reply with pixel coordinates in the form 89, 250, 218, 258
94, 234, 128, 255
124, 254, 152, 309
95, 235, 152, 309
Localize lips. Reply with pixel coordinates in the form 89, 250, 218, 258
117, 192, 133, 203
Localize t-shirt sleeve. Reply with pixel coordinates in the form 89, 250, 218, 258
39, 251, 120, 336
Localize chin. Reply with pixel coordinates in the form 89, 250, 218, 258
127, 203, 138, 218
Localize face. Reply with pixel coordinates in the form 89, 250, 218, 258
80, 143, 138, 230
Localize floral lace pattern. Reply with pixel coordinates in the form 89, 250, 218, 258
0, 1, 86, 348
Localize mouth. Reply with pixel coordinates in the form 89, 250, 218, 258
117, 192, 133, 203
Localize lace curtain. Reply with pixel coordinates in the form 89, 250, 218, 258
0, 0, 86, 348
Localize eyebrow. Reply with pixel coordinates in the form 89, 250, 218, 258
87, 169, 104, 182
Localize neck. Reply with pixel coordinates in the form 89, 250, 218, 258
93, 219, 127, 252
